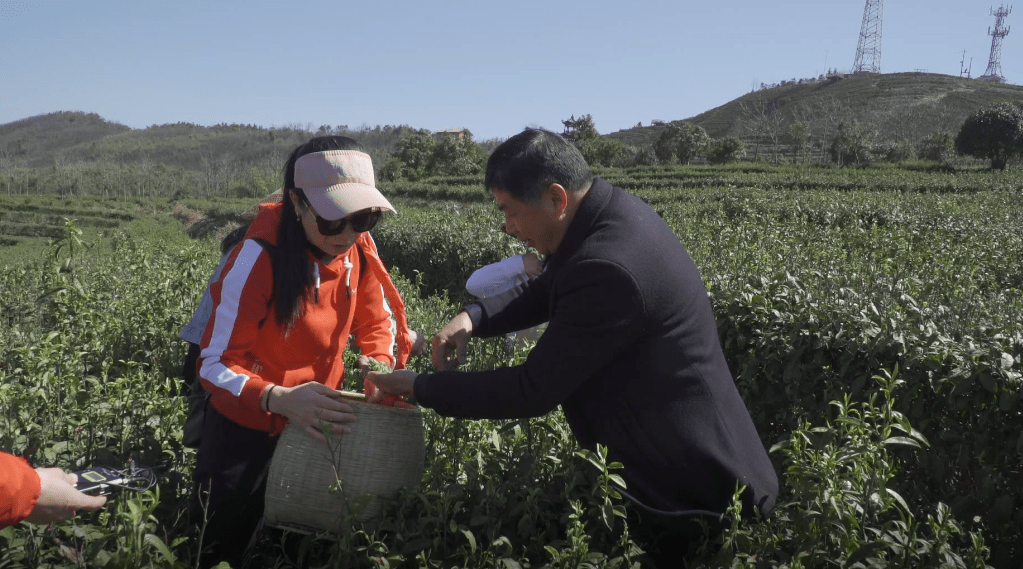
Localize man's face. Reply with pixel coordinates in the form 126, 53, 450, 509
492, 187, 560, 256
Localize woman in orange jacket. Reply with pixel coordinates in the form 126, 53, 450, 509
0, 452, 106, 528
192, 136, 413, 568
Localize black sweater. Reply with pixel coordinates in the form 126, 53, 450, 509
415, 178, 778, 517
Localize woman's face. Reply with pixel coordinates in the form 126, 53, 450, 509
290, 193, 366, 258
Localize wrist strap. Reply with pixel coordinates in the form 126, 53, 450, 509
266, 385, 276, 413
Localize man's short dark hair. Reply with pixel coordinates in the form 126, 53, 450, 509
485, 128, 593, 204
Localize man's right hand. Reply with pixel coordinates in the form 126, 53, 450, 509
522, 252, 543, 277
431, 310, 473, 371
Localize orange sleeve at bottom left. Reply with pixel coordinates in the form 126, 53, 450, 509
0, 452, 41, 528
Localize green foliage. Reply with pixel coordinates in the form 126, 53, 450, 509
577, 135, 627, 168
560, 114, 630, 167
700, 369, 991, 569
3, 165, 1022, 567
919, 129, 957, 163
954, 102, 1023, 170
561, 114, 600, 142
381, 129, 436, 181
381, 130, 485, 181
429, 130, 486, 177
654, 121, 711, 164
788, 121, 811, 163
707, 136, 747, 165
876, 140, 917, 163
626, 146, 658, 167
830, 120, 876, 167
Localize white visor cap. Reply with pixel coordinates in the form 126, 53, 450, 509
294, 150, 396, 220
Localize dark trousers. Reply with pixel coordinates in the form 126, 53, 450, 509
193, 402, 278, 569
629, 508, 724, 568
181, 342, 206, 449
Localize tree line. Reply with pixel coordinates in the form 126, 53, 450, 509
566, 102, 1023, 170
3, 100, 1023, 200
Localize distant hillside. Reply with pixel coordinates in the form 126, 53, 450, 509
5, 73, 1023, 197
0, 112, 485, 198
0, 111, 422, 172
609, 73, 1023, 148
0, 112, 131, 165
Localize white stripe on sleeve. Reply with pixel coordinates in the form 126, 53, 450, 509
381, 284, 396, 358
199, 240, 265, 397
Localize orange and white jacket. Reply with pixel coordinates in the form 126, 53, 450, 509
199, 202, 412, 434
0, 452, 40, 528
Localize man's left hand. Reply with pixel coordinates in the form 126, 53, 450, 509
365, 369, 418, 404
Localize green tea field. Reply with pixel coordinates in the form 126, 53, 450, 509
1, 162, 1020, 568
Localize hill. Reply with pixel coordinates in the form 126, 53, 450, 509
4, 73, 1023, 196
0, 112, 420, 171
0, 111, 131, 166
608, 72, 1023, 148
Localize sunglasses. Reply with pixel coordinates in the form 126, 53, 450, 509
313, 209, 382, 236
300, 198, 382, 235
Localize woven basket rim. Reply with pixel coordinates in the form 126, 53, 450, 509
334, 391, 422, 416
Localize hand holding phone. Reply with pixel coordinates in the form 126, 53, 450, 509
74, 466, 128, 496
73, 461, 157, 496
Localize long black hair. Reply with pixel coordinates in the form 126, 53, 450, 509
275, 135, 363, 332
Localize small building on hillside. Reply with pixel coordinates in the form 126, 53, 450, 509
436, 128, 468, 139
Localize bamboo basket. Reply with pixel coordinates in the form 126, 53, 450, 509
263, 394, 425, 533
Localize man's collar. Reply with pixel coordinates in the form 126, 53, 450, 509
546, 178, 612, 268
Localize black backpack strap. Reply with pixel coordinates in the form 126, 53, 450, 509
251, 238, 274, 252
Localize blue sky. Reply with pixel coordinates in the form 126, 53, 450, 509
1, 0, 1018, 141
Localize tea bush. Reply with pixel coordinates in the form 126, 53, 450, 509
1, 163, 1020, 567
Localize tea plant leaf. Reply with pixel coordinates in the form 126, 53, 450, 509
460, 528, 476, 553
886, 488, 910, 514
978, 373, 997, 393
883, 436, 922, 449
143, 533, 177, 564
847, 540, 889, 566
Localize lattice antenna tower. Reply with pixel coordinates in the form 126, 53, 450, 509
853, 0, 884, 74
979, 4, 1012, 83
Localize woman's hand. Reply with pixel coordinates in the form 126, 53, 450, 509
268, 382, 357, 442
25, 468, 107, 524
356, 355, 389, 378
409, 329, 427, 356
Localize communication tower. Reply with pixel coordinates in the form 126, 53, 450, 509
960, 50, 973, 78
853, 0, 884, 74
978, 5, 1012, 83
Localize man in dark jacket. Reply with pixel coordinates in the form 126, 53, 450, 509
368, 128, 778, 563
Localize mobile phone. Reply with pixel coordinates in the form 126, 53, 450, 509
73, 466, 126, 496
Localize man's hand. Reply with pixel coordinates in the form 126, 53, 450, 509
268, 382, 357, 442
365, 370, 419, 404
25, 468, 107, 524
522, 252, 543, 277
431, 311, 473, 371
